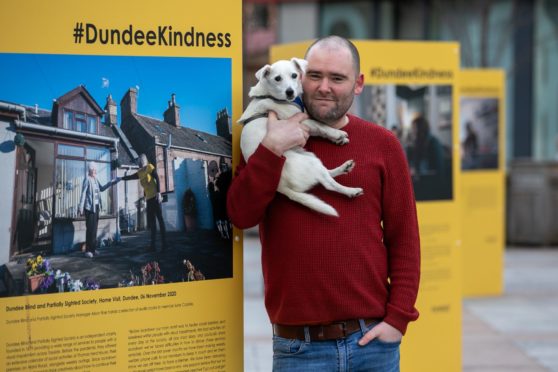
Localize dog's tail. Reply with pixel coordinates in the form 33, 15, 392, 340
280, 189, 339, 217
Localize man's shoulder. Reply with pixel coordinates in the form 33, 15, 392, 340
138, 164, 155, 176
348, 114, 394, 137
347, 115, 403, 153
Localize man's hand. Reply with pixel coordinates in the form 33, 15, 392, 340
358, 321, 402, 346
261, 111, 310, 156
156, 193, 162, 204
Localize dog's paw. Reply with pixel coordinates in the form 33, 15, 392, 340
349, 188, 364, 198
342, 160, 356, 174
333, 131, 349, 145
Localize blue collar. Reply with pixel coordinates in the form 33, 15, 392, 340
240, 96, 305, 125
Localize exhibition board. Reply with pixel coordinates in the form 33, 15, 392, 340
460, 69, 506, 297
0, 1, 243, 370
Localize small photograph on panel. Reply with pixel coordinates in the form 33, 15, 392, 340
353, 84, 453, 202
460, 98, 499, 170
0, 54, 233, 297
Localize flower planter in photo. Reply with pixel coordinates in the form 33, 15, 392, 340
28, 275, 44, 293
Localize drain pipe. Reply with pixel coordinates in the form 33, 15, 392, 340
15, 120, 119, 147
0, 102, 26, 121
163, 134, 172, 193
114, 144, 120, 243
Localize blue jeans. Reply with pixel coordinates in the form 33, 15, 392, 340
272, 321, 400, 372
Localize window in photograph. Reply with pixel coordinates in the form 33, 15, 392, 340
62, 109, 98, 134
55, 144, 112, 218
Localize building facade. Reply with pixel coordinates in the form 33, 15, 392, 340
119, 88, 232, 234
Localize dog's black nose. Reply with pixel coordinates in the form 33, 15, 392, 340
286, 88, 294, 99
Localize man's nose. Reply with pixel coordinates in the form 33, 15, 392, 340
317, 78, 331, 93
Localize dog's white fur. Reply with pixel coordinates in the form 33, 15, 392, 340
238, 58, 363, 217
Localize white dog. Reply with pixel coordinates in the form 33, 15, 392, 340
238, 58, 363, 217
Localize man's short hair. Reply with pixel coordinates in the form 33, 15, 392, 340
305, 35, 361, 76
88, 162, 97, 171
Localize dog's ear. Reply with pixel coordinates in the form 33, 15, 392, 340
291, 58, 308, 74
255, 64, 271, 81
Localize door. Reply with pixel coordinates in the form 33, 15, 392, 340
11, 144, 36, 255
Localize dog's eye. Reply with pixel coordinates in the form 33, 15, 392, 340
292, 73, 298, 79
274, 76, 282, 82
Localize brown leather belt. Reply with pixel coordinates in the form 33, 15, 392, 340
273, 319, 379, 341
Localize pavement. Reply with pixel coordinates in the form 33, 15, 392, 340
243, 228, 558, 372
3, 229, 232, 295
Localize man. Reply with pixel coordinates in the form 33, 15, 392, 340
462, 121, 479, 169
228, 36, 420, 371
121, 154, 168, 251
78, 162, 118, 258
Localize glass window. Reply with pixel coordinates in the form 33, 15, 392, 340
75, 113, 86, 133
55, 159, 84, 218
62, 110, 98, 133
58, 144, 84, 157
95, 161, 112, 216
87, 147, 110, 162
55, 145, 113, 218
63, 111, 73, 130
88, 116, 97, 134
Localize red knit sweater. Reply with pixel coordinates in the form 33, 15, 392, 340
227, 115, 420, 334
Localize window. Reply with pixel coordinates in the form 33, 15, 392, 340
55, 144, 113, 218
88, 116, 97, 134
62, 109, 98, 134
75, 113, 86, 133
58, 144, 84, 157
87, 147, 110, 162
63, 111, 73, 130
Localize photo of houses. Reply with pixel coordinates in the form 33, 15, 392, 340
352, 84, 454, 201
0, 54, 233, 296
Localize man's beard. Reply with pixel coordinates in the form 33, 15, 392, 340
304, 95, 354, 126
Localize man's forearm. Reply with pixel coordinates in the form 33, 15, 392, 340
227, 144, 284, 229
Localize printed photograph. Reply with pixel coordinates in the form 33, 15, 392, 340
460, 97, 499, 170
0, 54, 233, 296
352, 84, 453, 201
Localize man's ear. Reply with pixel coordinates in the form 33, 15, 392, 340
291, 58, 308, 74
255, 64, 271, 81
354, 73, 365, 96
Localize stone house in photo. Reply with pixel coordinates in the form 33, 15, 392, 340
119, 88, 232, 233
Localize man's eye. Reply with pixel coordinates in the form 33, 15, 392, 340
274, 76, 282, 82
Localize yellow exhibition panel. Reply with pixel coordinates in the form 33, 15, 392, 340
460, 69, 506, 297
0, 1, 243, 371
272, 40, 462, 372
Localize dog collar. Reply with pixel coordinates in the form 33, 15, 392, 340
239, 96, 304, 125
240, 112, 269, 125
252, 95, 304, 111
